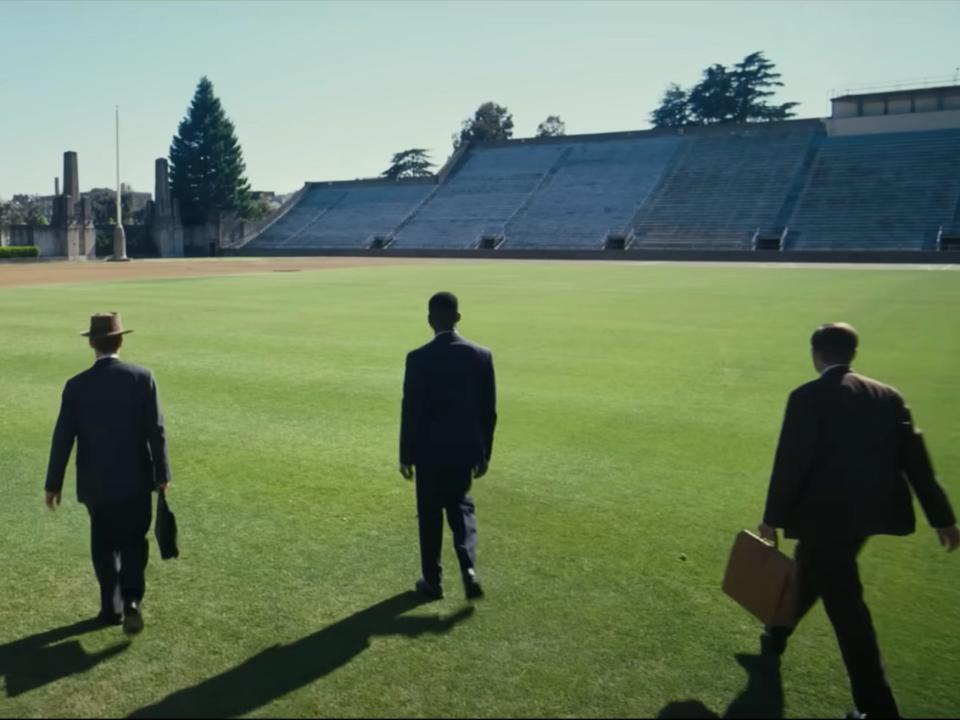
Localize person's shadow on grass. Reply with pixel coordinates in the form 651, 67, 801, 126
0, 618, 130, 698
129, 591, 474, 718
657, 651, 783, 719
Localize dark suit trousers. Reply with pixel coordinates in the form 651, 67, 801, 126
790, 540, 900, 718
87, 493, 152, 609
415, 466, 477, 586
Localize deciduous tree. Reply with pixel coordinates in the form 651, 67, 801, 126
536, 115, 567, 138
453, 102, 514, 150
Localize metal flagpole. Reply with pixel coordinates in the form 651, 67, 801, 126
112, 104, 129, 260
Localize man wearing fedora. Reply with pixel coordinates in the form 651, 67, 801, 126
45, 312, 170, 635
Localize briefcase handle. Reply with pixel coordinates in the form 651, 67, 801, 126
749, 528, 779, 549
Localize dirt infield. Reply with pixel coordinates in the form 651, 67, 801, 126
0, 256, 437, 288
1, 256, 955, 288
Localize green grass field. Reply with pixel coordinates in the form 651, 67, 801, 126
1, 260, 958, 718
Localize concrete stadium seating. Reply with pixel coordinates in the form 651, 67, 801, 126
504, 137, 680, 249
243, 121, 960, 255
631, 122, 824, 250
785, 129, 960, 251
250, 183, 434, 249
394, 145, 570, 248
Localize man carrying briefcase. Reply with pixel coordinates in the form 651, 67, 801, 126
759, 323, 958, 718
45, 313, 171, 635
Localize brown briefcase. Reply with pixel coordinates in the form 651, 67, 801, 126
722, 530, 797, 627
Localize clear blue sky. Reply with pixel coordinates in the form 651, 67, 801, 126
1, 0, 958, 198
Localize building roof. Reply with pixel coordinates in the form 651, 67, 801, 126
832, 85, 960, 102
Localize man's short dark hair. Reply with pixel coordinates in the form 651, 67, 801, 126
429, 292, 458, 316
811, 323, 858, 365
90, 334, 123, 355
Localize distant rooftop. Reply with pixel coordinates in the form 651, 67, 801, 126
831, 76, 960, 101
832, 84, 960, 102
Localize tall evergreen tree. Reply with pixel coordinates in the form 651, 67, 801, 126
382, 149, 435, 179
452, 102, 514, 150
169, 76, 252, 226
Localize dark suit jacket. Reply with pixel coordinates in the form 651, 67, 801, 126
45, 357, 171, 507
400, 332, 497, 469
764, 366, 955, 541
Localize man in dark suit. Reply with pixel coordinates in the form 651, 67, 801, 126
400, 292, 497, 601
45, 313, 171, 635
760, 323, 958, 718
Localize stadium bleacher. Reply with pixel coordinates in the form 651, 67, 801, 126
785, 129, 960, 251
394, 144, 570, 249
505, 137, 680, 249
250, 183, 434, 250
243, 119, 960, 255
631, 121, 824, 250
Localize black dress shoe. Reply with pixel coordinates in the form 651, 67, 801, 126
123, 601, 144, 635
415, 578, 444, 600
96, 610, 123, 626
463, 569, 484, 601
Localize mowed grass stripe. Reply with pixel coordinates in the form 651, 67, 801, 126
0, 262, 957, 717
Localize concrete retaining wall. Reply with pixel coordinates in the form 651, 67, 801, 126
228, 247, 957, 264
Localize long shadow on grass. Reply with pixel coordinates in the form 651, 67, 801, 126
129, 591, 474, 718
0, 618, 130, 697
657, 652, 783, 719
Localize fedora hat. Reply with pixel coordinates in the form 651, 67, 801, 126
81, 312, 134, 338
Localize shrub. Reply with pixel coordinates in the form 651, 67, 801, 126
0, 246, 39, 259
95, 226, 158, 258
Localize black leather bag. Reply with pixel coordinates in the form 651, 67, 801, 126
155, 490, 179, 560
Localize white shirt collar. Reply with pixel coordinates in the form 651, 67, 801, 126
820, 364, 848, 376
96, 354, 120, 362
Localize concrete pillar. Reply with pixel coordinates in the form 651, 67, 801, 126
79, 197, 96, 259
63, 151, 79, 201
155, 158, 171, 217
80, 196, 93, 225
52, 194, 72, 229
151, 158, 184, 257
